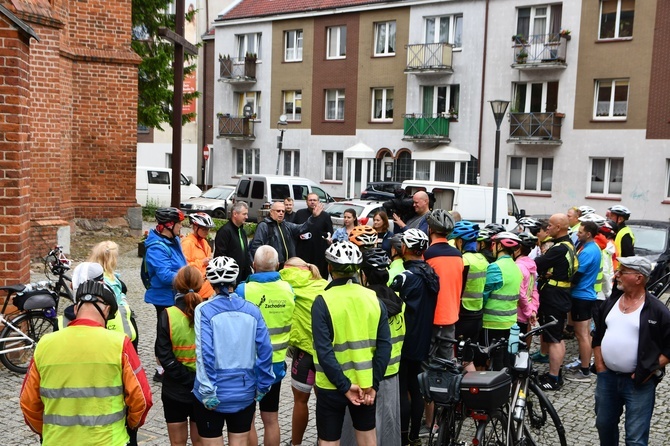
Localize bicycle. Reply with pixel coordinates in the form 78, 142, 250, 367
43, 245, 75, 310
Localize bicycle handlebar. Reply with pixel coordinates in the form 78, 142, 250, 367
434, 335, 507, 356
520, 316, 558, 341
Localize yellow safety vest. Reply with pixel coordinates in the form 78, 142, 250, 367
462, 252, 489, 312
166, 306, 196, 371
35, 325, 128, 446
483, 256, 522, 330
614, 226, 635, 269
315, 283, 382, 390
105, 303, 136, 342
385, 303, 405, 377
245, 280, 295, 363
545, 240, 578, 288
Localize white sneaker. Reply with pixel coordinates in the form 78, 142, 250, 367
566, 368, 595, 383
564, 357, 581, 369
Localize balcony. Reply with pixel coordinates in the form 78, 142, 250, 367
507, 112, 563, 145
402, 113, 450, 143
511, 33, 569, 70
218, 55, 257, 84
217, 115, 255, 140
404, 43, 454, 75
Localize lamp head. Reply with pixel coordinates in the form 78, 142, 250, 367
277, 114, 288, 126
489, 99, 510, 128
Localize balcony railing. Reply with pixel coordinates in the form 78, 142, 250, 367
219, 56, 257, 82
217, 115, 255, 139
507, 112, 563, 144
512, 33, 569, 68
402, 113, 450, 143
405, 43, 454, 74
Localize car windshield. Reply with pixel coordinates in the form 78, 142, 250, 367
201, 187, 234, 200
325, 203, 364, 218
630, 226, 668, 255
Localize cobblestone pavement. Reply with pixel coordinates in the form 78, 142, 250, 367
1, 238, 668, 445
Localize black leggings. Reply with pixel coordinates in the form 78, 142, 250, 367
400, 359, 424, 443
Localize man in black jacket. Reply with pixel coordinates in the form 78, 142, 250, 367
294, 193, 333, 279
214, 201, 253, 283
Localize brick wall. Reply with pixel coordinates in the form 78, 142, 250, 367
647, 0, 670, 139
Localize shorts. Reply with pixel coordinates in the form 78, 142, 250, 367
162, 394, 195, 423
455, 316, 483, 362
538, 305, 566, 344
291, 348, 315, 393
193, 398, 255, 437
474, 328, 510, 370
430, 325, 456, 360
258, 381, 281, 413
316, 388, 376, 441
571, 298, 595, 322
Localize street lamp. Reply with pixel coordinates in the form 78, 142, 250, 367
275, 114, 288, 175
489, 99, 510, 224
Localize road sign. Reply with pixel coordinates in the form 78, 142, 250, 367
203, 145, 210, 160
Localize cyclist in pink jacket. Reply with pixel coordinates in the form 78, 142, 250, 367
515, 233, 540, 346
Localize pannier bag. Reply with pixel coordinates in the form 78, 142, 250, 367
418, 363, 463, 405
13, 290, 57, 311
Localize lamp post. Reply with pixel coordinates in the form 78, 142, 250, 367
489, 99, 510, 224
275, 114, 288, 175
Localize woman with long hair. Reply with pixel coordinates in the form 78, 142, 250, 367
155, 265, 204, 446
331, 208, 358, 242
372, 210, 393, 256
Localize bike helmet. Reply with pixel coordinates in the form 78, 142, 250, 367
517, 217, 541, 234
517, 232, 538, 249
155, 207, 185, 225
362, 248, 391, 270
578, 205, 596, 216
599, 220, 615, 236
492, 231, 522, 248
426, 209, 455, 235
390, 234, 404, 253
189, 212, 215, 228
206, 256, 240, 285
449, 220, 480, 242
484, 223, 505, 235
402, 228, 429, 252
608, 205, 631, 219
477, 228, 494, 243
75, 279, 118, 320
325, 241, 363, 266
578, 213, 606, 226
349, 225, 378, 248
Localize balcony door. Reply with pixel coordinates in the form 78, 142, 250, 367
517, 4, 562, 58
513, 81, 558, 113
422, 85, 459, 116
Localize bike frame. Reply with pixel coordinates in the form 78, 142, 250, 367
0, 313, 42, 355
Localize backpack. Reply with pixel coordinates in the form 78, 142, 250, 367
141, 239, 170, 290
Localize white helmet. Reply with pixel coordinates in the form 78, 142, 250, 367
206, 256, 239, 284
189, 212, 215, 228
325, 241, 363, 265
578, 205, 596, 216
578, 213, 606, 226
402, 228, 429, 251
608, 205, 631, 219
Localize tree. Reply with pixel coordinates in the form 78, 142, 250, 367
132, 0, 199, 130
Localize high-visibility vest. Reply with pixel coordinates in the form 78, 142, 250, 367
594, 248, 604, 294
166, 306, 196, 371
35, 326, 128, 446
244, 280, 295, 363
385, 303, 405, 377
614, 226, 635, 269
315, 283, 382, 390
58, 304, 135, 342
462, 252, 489, 312
483, 256, 522, 330
545, 240, 578, 287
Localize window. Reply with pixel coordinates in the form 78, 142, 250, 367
372, 88, 393, 121
512, 82, 559, 112
516, 5, 562, 40
236, 92, 260, 119
590, 158, 623, 195
425, 15, 463, 47
327, 26, 346, 59
600, 0, 634, 39
237, 33, 262, 59
421, 85, 460, 116
148, 170, 170, 185
283, 150, 300, 176
374, 21, 396, 55
285, 30, 303, 61
235, 148, 260, 175
325, 89, 345, 120
324, 151, 343, 181
509, 157, 553, 192
594, 79, 629, 119
283, 91, 302, 121
435, 161, 456, 182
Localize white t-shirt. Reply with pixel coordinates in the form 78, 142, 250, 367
600, 298, 644, 373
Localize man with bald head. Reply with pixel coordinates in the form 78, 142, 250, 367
392, 191, 431, 235
534, 213, 577, 391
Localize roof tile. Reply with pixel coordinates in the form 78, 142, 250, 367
219, 0, 398, 21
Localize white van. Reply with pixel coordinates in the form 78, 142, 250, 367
136, 166, 202, 207
234, 175, 335, 221
402, 180, 524, 230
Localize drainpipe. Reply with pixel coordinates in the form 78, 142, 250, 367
477, 0, 491, 181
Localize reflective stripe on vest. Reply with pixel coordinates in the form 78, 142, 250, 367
483, 256, 522, 330
315, 283, 381, 390
385, 303, 405, 377
594, 250, 604, 294
106, 303, 136, 342
614, 226, 635, 269
462, 252, 488, 312
245, 280, 295, 363
35, 325, 128, 446
166, 306, 196, 371
546, 240, 578, 282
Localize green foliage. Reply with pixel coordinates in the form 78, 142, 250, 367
142, 198, 161, 220
132, 0, 200, 130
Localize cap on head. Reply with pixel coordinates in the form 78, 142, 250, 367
618, 256, 652, 277
72, 262, 104, 290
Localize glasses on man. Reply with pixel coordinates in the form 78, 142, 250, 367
272, 209, 285, 213
614, 269, 640, 276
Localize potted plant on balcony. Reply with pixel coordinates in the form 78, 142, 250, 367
447, 108, 459, 121
512, 34, 527, 45
219, 54, 232, 78
244, 52, 257, 78
559, 29, 571, 40
516, 49, 528, 64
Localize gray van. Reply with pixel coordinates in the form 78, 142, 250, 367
234, 175, 335, 221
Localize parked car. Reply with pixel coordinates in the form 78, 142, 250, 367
180, 185, 236, 219
137, 166, 202, 207
628, 220, 670, 297
360, 181, 403, 201
324, 200, 393, 231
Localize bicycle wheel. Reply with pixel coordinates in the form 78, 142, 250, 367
479, 409, 508, 446
0, 312, 56, 374
434, 404, 461, 446
523, 380, 567, 446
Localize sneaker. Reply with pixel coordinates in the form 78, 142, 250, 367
564, 357, 581, 369
530, 351, 549, 364
538, 372, 563, 391
566, 369, 595, 383
153, 371, 164, 383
